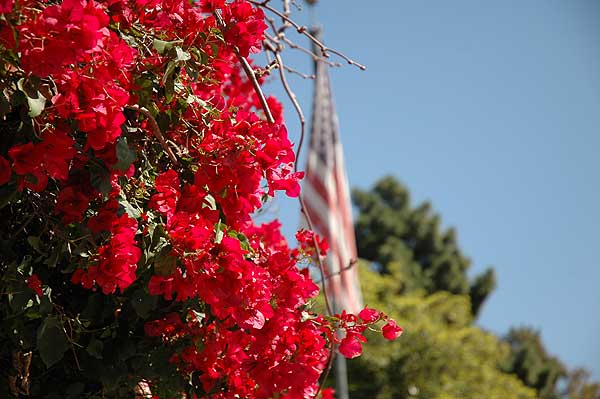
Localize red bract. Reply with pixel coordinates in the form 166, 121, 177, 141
8, 130, 76, 191
55, 186, 89, 223
321, 388, 335, 399
358, 306, 380, 323
19, 0, 109, 77
382, 319, 404, 341
26, 274, 43, 297
338, 335, 363, 359
296, 229, 329, 257
221, 1, 267, 57
73, 214, 140, 294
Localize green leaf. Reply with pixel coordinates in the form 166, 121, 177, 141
118, 198, 141, 219
89, 162, 111, 195
8, 290, 34, 312
17, 77, 46, 118
203, 193, 217, 210
44, 242, 65, 268
114, 136, 137, 171
39, 294, 53, 316
86, 338, 104, 359
152, 39, 182, 55
27, 236, 45, 254
154, 255, 176, 276
215, 219, 224, 244
0, 184, 18, 209
131, 289, 158, 319
162, 60, 178, 85
175, 47, 191, 62
0, 90, 11, 117
26, 93, 46, 118
37, 316, 70, 368
237, 232, 251, 252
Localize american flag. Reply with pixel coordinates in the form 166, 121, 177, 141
301, 52, 363, 315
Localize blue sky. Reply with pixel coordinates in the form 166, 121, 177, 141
260, 0, 600, 380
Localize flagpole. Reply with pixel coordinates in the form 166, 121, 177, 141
304, 3, 351, 398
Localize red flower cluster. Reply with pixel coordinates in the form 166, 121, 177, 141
295, 229, 330, 257
18, 0, 109, 77
0, 0, 402, 397
72, 214, 141, 294
8, 130, 76, 192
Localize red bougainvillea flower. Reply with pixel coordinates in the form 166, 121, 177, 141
338, 333, 367, 359
321, 387, 336, 399
0, 0, 14, 14
382, 319, 404, 340
19, 0, 110, 77
296, 229, 329, 257
55, 187, 89, 223
358, 306, 380, 323
26, 274, 43, 297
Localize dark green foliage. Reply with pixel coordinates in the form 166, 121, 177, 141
352, 176, 496, 315
503, 327, 567, 398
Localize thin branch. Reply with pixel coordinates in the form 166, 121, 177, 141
277, 0, 292, 33
234, 48, 275, 123
214, 11, 275, 124
125, 105, 179, 165
313, 258, 358, 284
283, 65, 315, 79
282, 37, 341, 67
250, 0, 367, 70
269, 50, 305, 174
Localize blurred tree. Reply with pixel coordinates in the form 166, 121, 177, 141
346, 262, 536, 399
503, 327, 567, 398
563, 367, 600, 399
352, 176, 495, 315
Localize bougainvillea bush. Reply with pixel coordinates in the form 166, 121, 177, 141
0, 0, 401, 397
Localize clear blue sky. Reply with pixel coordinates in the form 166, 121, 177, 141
260, 0, 600, 380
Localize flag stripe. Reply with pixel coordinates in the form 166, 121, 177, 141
302, 53, 363, 314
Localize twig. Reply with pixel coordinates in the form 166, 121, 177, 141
284, 65, 315, 79
277, 0, 292, 33
250, 0, 367, 70
266, 47, 305, 173
282, 37, 340, 67
234, 47, 275, 123
213, 11, 275, 124
313, 258, 358, 284
125, 105, 179, 165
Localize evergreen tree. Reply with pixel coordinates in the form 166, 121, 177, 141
352, 176, 495, 315
503, 327, 567, 398
563, 368, 600, 399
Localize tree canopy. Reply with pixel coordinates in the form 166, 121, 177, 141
353, 176, 495, 316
